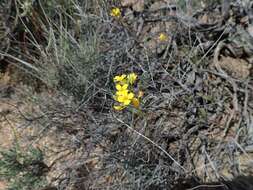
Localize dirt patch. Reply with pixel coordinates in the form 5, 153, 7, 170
0, 100, 18, 190
0, 182, 7, 190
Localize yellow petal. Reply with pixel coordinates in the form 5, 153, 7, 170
123, 99, 131, 106
123, 90, 129, 96
158, 33, 168, 41
117, 96, 125, 103
116, 84, 122, 91
122, 84, 128, 90
127, 73, 137, 84
127, 92, 134, 99
121, 74, 126, 79
111, 8, 121, 17
116, 89, 128, 96
114, 74, 126, 82
116, 84, 128, 91
114, 76, 120, 82
114, 105, 125, 110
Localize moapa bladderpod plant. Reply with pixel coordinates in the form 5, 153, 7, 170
113, 73, 143, 111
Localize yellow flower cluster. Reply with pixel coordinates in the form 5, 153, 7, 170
110, 8, 169, 43
113, 73, 142, 111
158, 33, 168, 41
110, 7, 121, 18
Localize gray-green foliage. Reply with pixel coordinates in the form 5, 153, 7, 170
37, 1, 100, 99
57, 34, 99, 98
0, 145, 47, 190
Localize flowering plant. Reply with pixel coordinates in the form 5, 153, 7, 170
113, 73, 142, 111
110, 7, 121, 18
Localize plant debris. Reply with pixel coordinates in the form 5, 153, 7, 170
0, 0, 253, 189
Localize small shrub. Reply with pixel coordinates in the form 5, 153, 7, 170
0, 145, 48, 190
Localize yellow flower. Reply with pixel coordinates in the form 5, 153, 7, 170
116, 83, 128, 91
110, 7, 121, 18
127, 73, 137, 84
132, 98, 140, 108
158, 33, 168, 41
116, 90, 128, 96
114, 74, 126, 83
117, 91, 134, 106
112, 73, 142, 111
114, 105, 125, 110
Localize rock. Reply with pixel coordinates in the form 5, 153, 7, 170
218, 56, 251, 79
